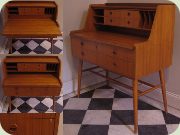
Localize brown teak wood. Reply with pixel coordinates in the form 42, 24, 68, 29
70, 3, 175, 133
2, 1, 61, 54
3, 56, 62, 112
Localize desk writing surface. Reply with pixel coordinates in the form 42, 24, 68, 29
71, 31, 147, 50
3, 74, 61, 87
2, 19, 61, 38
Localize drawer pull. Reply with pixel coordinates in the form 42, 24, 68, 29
9, 124, 18, 133
128, 21, 130, 24
113, 63, 117, 66
81, 42, 84, 46
110, 19, 112, 22
113, 51, 117, 55
109, 11, 112, 15
128, 12, 131, 16
81, 52, 84, 56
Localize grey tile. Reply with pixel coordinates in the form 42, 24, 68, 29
82, 110, 111, 125
64, 98, 91, 110
64, 124, 81, 135
108, 125, 136, 135
92, 89, 115, 98
138, 110, 166, 125
166, 124, 179, 134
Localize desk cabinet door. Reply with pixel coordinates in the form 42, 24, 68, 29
0, 114, 59, 135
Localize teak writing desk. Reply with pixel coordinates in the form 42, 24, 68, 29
2, 1, 61, 54
70, 3, 175, 133
0, 113, 60, 135
3, 56, 62, 112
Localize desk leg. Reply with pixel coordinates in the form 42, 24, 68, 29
159, 69, 168, 113
53, 96, 55, 112
9, 96, 12, 113
106, 70, 109, 86
50, 38, 53, 54
133, 79, 138, 134
77, 60, 83, 97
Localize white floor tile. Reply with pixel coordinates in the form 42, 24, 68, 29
112, 98, 133, 110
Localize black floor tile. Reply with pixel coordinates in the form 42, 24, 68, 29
138, 125, 168, 135
88, 98, 113, 110
138, 100, 159, 110
110, 110, 134, 125
97, 85, 113, 89
114, 90, 132, 98
78, 125, 109, 135
162, 111, 180, 124
17, 102, 32, 113
63, 99, 69, 108
34, 102, 49, 113
50, 102, 63, 113
75, 90, 95, 98
63, 110, 86, 124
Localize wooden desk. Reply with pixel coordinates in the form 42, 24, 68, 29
2, 1, 61, 54
0, 113, 60, 135
3, 56, 62, 112
70, 3, 175, 133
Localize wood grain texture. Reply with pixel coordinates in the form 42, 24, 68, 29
0, 113, 60, 135
70, 3, 175, 133
3, 56, 61, 97
3, 1, 61, 38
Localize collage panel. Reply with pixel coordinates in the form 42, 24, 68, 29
0, 0, 63, 135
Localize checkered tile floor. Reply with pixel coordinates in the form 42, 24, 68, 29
11, 38, 63, 54
3, 96, 63, 113
63, 85, 180, 135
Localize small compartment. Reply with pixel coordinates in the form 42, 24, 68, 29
6, 63, 17, 72
8, 7, 18, 15
47, 64, 58, 72
45, 8, 56, 15
94, 16, 104, 24
94, 8, 104, 16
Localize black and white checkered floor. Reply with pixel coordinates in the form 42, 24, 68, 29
11, 38, 63, 54
63, 85, 180, 135
3, 96, 63, 113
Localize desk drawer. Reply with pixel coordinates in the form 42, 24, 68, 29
98, 44, 135, 62
104, 9, 141, 28
97, 54, 134, 77
3, 87, 60, 96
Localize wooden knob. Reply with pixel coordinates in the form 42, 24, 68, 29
81, 52, 84, 56
9, 124, 18, 133
110, 19, 112, 22
128, 12, 131, 16
113, 51, 116, 55
110, 11, 112, 15
81, 42, 84, 46
113, 63, 117, 66
128, 21, 130, 24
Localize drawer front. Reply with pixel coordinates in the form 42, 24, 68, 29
104, 9, 141, 28
4, 87, 60, 96
71, 37, 82, 58
98, 44, 135, 62
17, 63, 46, 72
71, 37, 98, 64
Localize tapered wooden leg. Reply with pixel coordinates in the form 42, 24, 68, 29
53, 96, 55, 112
77, 60, 83, 97
50, 38, 53, 54
159, 69, 168, 113
133, 79, 138, 134
9, 96, 12, 112
106, 70, 109, 86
